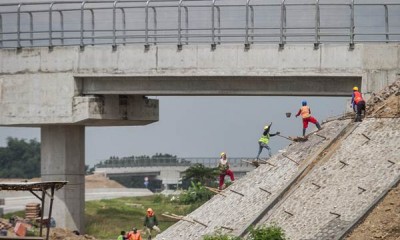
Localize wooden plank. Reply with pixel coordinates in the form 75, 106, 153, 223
205, 186, 227, 197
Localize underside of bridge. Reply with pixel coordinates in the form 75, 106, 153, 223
79, 76, 361, 96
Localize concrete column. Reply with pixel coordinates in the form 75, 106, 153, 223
41, 125, 85, 233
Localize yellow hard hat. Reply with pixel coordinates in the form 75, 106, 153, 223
264, 125, 269, 130
220, 152, 226, 157
353, 86, 358, 91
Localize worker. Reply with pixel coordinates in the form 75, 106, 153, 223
295, 100, 321, 136
144, 208, 160, 240
117, 230, 127, 240
218, 152, 235, 190
256, 123, 280, 160
127, 228, 142, 240
351, 86, 366, 122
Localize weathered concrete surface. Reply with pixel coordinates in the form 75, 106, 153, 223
156, 118, 400, 240
156, 119, 351, 240
259, 118, 400, 240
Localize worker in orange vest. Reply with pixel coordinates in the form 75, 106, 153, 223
295, 100, 321, 137
351, 86, 366, 122
127, 227, 142, 240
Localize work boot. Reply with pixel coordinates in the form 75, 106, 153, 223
302, 128, 306, 137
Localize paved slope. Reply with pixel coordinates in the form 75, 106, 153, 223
156, 120, 351, 240
258, 118, 400, 239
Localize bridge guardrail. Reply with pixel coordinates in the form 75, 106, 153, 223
95, 157, 255, 168
0, 0, 399, 49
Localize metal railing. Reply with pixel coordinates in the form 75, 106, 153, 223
0, 0, 399, 49
95, 157, 255, 168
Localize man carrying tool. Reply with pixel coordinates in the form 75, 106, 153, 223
256, 123, 280, 160
351, 86, 366, 122
295, 100, 321, 137
218, 152, 235, 190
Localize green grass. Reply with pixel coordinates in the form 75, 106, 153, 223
4, 195, 201, 239
85, 195, 197, 239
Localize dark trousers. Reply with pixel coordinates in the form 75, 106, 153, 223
355, 101, 366, 122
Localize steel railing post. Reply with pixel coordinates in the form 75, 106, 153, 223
28, 12, 33, 46
211, 0, 216, 50
384, 4, 389, 43
121, 8, 126, 45
0, 14, 2, 48
58, 11, 64, 45
17, 3, 22, 49
184, 6, 189, 44
314, 0, 320, 49
89, 9, 94, 46
279, 0, 286, 49
349, 0, 355, 49
245, 0, 250, 49
112, 0, 118, 50
178, 0, 183, 49
152, 7, 157, 45
250, 5, 254, 44
49, 2, 54, 48
145, 0, 151, 50
216, 6, 221, 44
80, 1, 86, 50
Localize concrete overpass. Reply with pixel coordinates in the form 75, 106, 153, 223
0, 0, 399, 233
94, 157, 256, 189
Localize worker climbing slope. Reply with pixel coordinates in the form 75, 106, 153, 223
256, 123, 280, 160
351, 86, 366, 122
218, 152, 235, 190
295, 100, 321, 137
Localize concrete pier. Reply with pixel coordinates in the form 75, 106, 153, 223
41, 125, 85, 232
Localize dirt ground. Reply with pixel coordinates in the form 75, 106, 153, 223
346, 184, 400, 240
84, 173, 125, 189
0, 173, 125, 189
346, 79, 400, 240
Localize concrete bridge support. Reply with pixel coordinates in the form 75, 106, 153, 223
41, 125, 85, 232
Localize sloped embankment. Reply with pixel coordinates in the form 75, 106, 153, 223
156, 80, 400, 240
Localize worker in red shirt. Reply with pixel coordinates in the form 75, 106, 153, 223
295, 100, 321, 137
351, 86, 366, 122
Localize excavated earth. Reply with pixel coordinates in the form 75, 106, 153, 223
156, 80, 400, 240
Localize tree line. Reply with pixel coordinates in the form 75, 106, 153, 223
0, 137, 41, 178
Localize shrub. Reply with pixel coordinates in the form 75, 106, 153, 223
178, 181, 213, 204
203, 231, 242, 240
248, 224, 287, 240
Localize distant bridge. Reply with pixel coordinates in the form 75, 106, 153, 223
94, 157, 256, 188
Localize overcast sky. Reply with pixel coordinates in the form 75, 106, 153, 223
0, 96, 349, 166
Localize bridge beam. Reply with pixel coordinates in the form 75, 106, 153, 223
80, 76, 361, 97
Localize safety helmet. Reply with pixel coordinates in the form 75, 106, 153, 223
302, 100, 307, 106
220, 152, 226, 157
264, 125, 269, 130
353, 86, 358, 91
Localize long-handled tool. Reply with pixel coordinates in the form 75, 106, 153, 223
276, 134, 295, 142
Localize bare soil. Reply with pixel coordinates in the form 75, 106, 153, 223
346, 184, 400, 240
